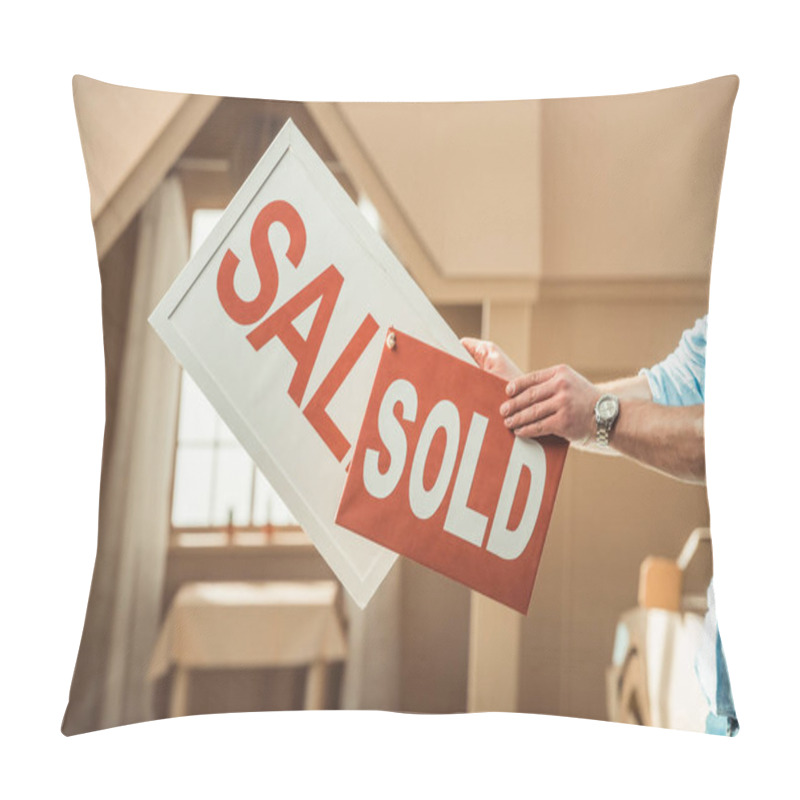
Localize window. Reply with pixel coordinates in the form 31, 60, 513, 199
169, 209, 306, 548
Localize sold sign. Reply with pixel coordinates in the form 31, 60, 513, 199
337, 330, 569, 613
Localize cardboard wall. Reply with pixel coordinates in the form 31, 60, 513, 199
519, 298, 710, 720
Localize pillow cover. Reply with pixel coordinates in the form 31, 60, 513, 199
63, 74, 738, 735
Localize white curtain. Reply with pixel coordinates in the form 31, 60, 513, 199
63, 176, 187, 733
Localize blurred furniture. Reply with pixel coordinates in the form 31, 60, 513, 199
606, 528, 712, 731
148, 580, 346, 716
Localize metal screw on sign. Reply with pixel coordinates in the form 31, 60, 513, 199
386, 331, 397, 350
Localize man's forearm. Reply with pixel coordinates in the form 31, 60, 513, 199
606, 400, 706, 484
595, 374, 653, 401
489, 356, 706, 484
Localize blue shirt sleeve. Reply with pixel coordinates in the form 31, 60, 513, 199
639, 316, 707, 406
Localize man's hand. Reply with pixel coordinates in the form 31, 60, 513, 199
461, 337, 523, 382
465, 339, 704, 483
500, 364, 601, 442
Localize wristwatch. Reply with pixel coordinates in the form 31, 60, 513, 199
594, 393, 620, 447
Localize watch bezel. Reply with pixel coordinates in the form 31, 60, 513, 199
595, 393, 620, 423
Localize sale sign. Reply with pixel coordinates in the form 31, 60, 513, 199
336, 329, 569, 613
149, 121, 472, 608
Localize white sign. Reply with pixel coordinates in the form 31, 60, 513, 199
149, 120, 469, 607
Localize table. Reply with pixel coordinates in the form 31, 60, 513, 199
148, 580, 347, 716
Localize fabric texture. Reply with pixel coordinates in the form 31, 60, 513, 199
66, 74, 739, 733
642, 314, 738, 736
698, 581, 739, 736
640, 316, 707, 406
62, 176, 187, 735
148, 581, 346, 677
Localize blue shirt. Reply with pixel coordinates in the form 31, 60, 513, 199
638, 314, 737, 734
639, 316, 707, 406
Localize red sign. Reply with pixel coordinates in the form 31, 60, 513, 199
336, 329, 569, 613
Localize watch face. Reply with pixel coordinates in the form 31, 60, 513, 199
597, 396, 618, 421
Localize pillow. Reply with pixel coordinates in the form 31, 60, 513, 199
63, 74, 738, 735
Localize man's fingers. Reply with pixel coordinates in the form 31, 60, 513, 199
503, 398, 560, 431
460, 337, 486, 366
512, 414, 559, 440
500, 380, 557, 418
505, 365, 560, 398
